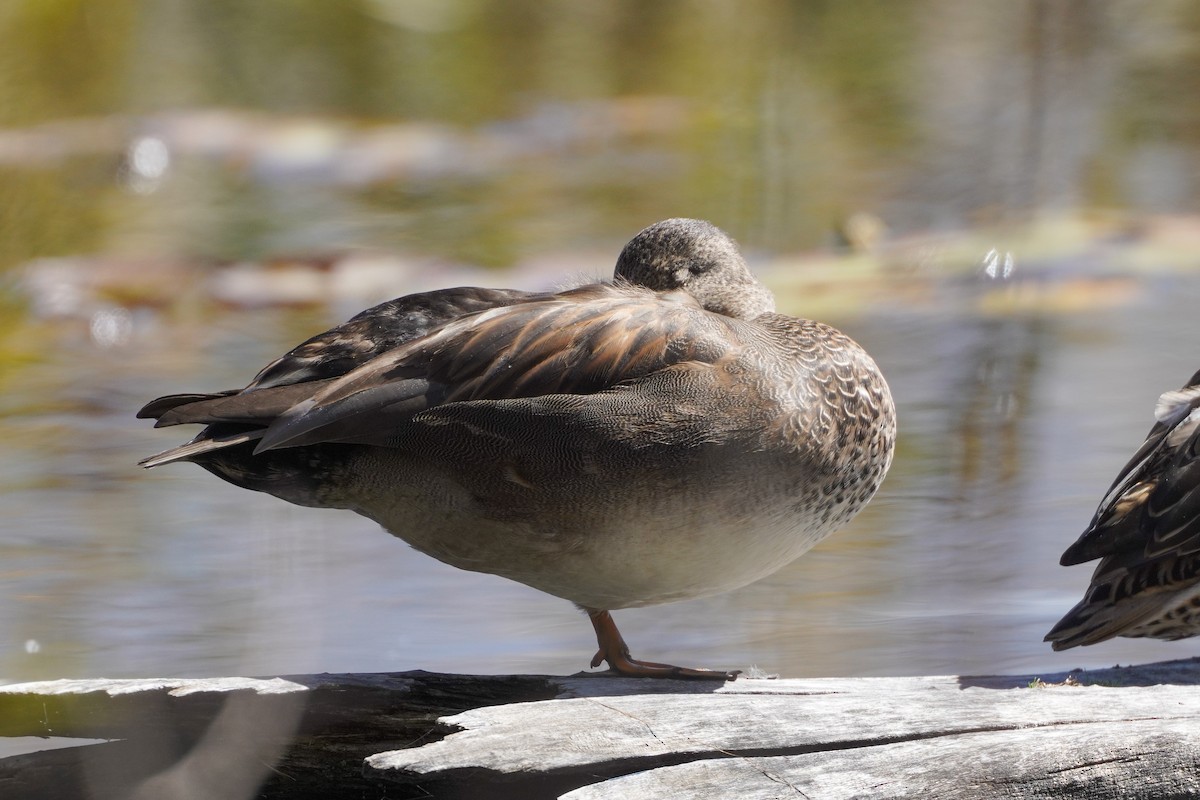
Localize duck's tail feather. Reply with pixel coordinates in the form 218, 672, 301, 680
1044, 591, 1163, 650
139, 428, 265, 469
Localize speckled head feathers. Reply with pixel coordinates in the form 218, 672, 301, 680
614, 218, 775, 320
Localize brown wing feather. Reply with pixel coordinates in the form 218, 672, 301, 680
152, 380, 339, 427
254, 285, 743, 451
137, 286, 539, 465
247, 286, 536, 390
1061, 389, 1200, 567
137, 391, 239, 420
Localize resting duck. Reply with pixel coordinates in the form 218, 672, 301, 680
140, 218, 896, 679
1046, 369, 1200, 650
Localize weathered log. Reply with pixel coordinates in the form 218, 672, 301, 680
0, 672, 556, 800
1, 659, 1198, 799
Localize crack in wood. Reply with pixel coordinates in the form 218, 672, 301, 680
581, 698, 811, 798
5, 663, 1200, 799
1045, 753, 1157, 775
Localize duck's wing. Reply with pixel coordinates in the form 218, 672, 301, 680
137, 287, 535, 423
138, 286, 537, 466
254, 284, 738, 452
1060, 375, 1200, 566
246, 286, 536, 390
138, 391, 240, 420
147, 381, 340, 428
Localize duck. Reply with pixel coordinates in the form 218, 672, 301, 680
1046, 368, 1200, 650
139, 218, 896, 679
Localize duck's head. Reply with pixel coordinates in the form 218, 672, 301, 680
614, 218, 775, 320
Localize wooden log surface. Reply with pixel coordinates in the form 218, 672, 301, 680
1, 658, 1198, 799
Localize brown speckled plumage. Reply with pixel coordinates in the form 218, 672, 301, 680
1046, 368, 1200, 650
140, 218, 896, 678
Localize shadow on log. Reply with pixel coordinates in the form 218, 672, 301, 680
1, 658, 1198, 799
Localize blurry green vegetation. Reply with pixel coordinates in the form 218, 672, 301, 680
0, 164, 114, 269
1, 0, 899, 123
0, 0, 137, 125
0, 0, 1198, 274
1115, 0, 1200, 145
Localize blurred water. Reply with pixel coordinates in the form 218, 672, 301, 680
3, 0, 1200, 689
2, 262, 1198, 684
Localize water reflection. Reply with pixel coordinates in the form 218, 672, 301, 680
3, 0, 1200, 685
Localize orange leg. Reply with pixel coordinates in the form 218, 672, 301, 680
585, 608, 739, 681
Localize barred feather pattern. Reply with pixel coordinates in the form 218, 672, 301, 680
1046, 368, 1200, 649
